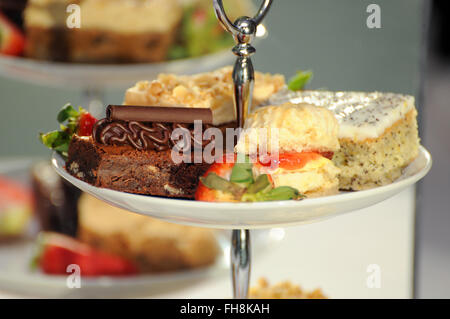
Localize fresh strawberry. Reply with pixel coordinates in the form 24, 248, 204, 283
256, 151, 333, 171
77, 112, 97, 136
196, 153, 303, 203
34, 232, 138, 277
0, 12, 25, 56
195, 154, 236, 202
40, 104, 96, 158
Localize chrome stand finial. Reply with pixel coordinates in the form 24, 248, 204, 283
213, 0, 273, 128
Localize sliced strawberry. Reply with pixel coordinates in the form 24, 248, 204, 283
0, 12, 25, 56
77, 112, 97, 136
256, 151, 331, 171
34, 232, 138, 277
195, 154, 236, 202
204, 154, 236, 177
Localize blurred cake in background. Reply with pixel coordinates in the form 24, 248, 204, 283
249, 278, 327, 299
22, 0, 251, 63
0, 176, 33, 240
77, 194, 219, 273
0, 0, 28, 29
24, 0, 183, 63
31, 161, 81, 237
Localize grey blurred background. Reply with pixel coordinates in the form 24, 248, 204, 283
0, 0, 448, 298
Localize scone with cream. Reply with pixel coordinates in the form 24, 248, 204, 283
236, 103, 341, 197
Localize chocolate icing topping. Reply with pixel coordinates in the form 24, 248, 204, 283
92, 119, 216, 151
92, 105, 236, 151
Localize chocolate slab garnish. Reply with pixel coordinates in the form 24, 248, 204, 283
107, 105, 214, 124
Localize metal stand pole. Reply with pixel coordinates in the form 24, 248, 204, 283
231, 229, 251, 298
213, 0, 273, 299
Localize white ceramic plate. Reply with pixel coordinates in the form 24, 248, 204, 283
0, 158, 281, 298
0, 230, 279, 298
0, 51, 233, 88
52, 146, 432, 230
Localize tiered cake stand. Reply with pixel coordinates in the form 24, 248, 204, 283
52, 0, 432, 299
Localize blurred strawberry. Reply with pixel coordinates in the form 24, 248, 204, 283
0, 176, 32, 237
34, 232, 138, 276
0, 12, 25, 56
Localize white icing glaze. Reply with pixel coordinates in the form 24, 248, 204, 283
267, 90, 416, 141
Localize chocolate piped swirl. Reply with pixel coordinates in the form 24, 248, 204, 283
93, 119, 216, 151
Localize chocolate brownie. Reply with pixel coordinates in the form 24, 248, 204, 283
67, 135, 211, 199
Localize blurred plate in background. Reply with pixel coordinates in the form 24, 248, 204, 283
0, 51, 234, 89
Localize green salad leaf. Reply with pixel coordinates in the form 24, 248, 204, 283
168, 5, 233, 60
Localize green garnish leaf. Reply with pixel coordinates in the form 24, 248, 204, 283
200, 173, 244, 197
57, 104, 79, 123
263, 186, 304, 201
167, 45, 189, 60
200, 153, 305, 203
230, 153, 254, 185
230, 166, 253, 184
29, 232, 46, 270
40, 103, 87, 158
245, 174, 272, 194
242, 186, 304, 202
288, 70, 313, 91
39, 130, 71, 157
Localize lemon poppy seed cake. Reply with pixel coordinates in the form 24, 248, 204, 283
269, 91, 420, 190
